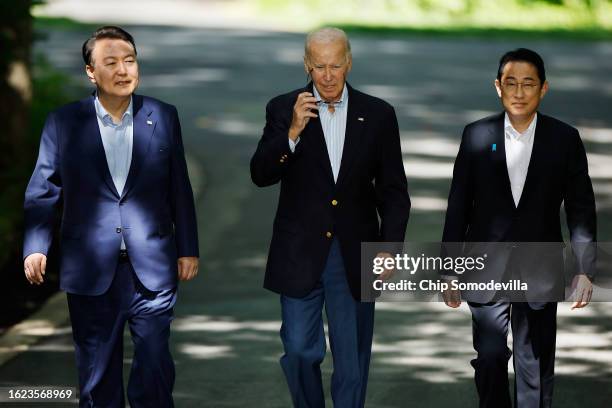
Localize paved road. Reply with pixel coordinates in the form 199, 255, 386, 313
1, 25, 612, 407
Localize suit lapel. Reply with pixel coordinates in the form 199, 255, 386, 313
122, 94, 155, 199
336, 84, 365, 187
81, 96, 120, 198
489, 112, 516, 208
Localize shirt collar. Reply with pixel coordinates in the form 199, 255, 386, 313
313, 83, 348, 108
504, 112, 537, 140
94, 93, 133, 127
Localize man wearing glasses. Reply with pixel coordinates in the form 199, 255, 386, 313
251, 27, 410, 407
442, 48, 596, 407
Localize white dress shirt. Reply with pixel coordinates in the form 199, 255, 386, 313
504, 113, 537, 207
94, 95, 133, 249
289, 84, 349, 183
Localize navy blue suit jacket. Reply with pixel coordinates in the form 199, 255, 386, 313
251, 83, 410, 300
24, 94, 199, 295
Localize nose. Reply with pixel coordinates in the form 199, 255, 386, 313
116, 61, 127, 75
515, 84, 525, 97
324, 67, 332, 81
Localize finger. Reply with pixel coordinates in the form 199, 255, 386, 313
31, 260, 43, 284
24, 265, 34, 284
300, 103, 319, 111
41, 257, 47, 276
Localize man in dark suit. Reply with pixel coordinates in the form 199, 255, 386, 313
23, 26, 199, 407
442, 48, 596, 408
251, 27, 410, 407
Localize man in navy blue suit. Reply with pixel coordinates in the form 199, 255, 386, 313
23, 26, 199, 407
442, 48, 596, 408
251, 28, 410, 407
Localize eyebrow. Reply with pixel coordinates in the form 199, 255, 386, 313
102, 54, 135, 61
504, 75, 537, 81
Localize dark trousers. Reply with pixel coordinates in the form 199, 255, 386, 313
67, 259, 177, 408
280, 239, 375, 408
468, 301, 557, 408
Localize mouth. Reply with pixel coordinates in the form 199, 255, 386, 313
511, 103, 527, 108
115, 80, 132, 86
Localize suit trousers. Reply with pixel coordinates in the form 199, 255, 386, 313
279, 239, 375, 408
67, 258, 177, 408
468, 301, 557, 408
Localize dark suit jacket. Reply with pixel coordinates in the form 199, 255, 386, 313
442, 112, 596, 303
251, 83, 410, 300
24, 94, 199, 295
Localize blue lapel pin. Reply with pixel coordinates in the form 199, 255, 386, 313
492, 143, 497, 152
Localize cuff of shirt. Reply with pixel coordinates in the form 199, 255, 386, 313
288, 137, 300, 153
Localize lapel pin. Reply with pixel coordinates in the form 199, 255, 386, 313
147, 120, 153, 125
358, 117, 364, 121
492, 143, 497, 152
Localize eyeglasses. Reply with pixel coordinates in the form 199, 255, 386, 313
501, 81, 540, 95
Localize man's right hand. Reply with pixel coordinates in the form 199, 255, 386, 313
24, 253, 47, 285
443, 287, 461, 308
289, 92, 318, 141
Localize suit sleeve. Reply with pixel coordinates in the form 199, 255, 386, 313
375, 106, 410, 242
250, 99, 298, 187
23, 113, 62, 258
169, 106, 199, 258
442, 127, 473, 243
564, 129, 597, 278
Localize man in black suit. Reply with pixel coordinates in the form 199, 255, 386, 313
442, 48, 596, 408
251, 27, 410, 407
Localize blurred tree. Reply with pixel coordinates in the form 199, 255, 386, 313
0, 0, 38, 267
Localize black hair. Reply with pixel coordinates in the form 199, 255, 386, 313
497, 48, 546, 83
82, 26, 137, 66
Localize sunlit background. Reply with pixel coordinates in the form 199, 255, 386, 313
1, 1, 611, 406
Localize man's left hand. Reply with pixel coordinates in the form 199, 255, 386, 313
178, 257, 199, 281
375, 252, 395, 281
571, 274, 593, 309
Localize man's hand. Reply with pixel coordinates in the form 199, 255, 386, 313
24, 253, 47, 285
442, 280, 461, 308
178, 256, 199, 281
571, 274, 593, 310
288, 92, 318, 141
375, 252, 395, 281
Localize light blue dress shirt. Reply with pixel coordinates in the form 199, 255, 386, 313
289, 84, 348, 183
94, 95, 133, 249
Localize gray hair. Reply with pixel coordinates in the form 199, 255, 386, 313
305, 27, 351, 61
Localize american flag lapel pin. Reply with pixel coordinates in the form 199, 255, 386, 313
147, 120, 153, 125
358, 117, 364, 122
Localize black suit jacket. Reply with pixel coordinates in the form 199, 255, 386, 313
251, 83, 410, 300
442, 112, 596, 303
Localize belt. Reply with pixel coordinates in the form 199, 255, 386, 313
118, 249, 130, 263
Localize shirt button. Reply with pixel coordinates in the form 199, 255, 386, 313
331, 199, 338, 206
326, 231, 332, 238
116, 227, 122, 233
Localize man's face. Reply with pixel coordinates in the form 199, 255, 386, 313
304, 40, 351, 102
495, 61, 548, 120
86, 38, 139, 98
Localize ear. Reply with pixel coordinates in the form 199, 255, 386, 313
303, 55, 311, 75
346, 55, 352, 73
494, 79, 502, 98
540, 80, 549, 98
85, 64, 97, 85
